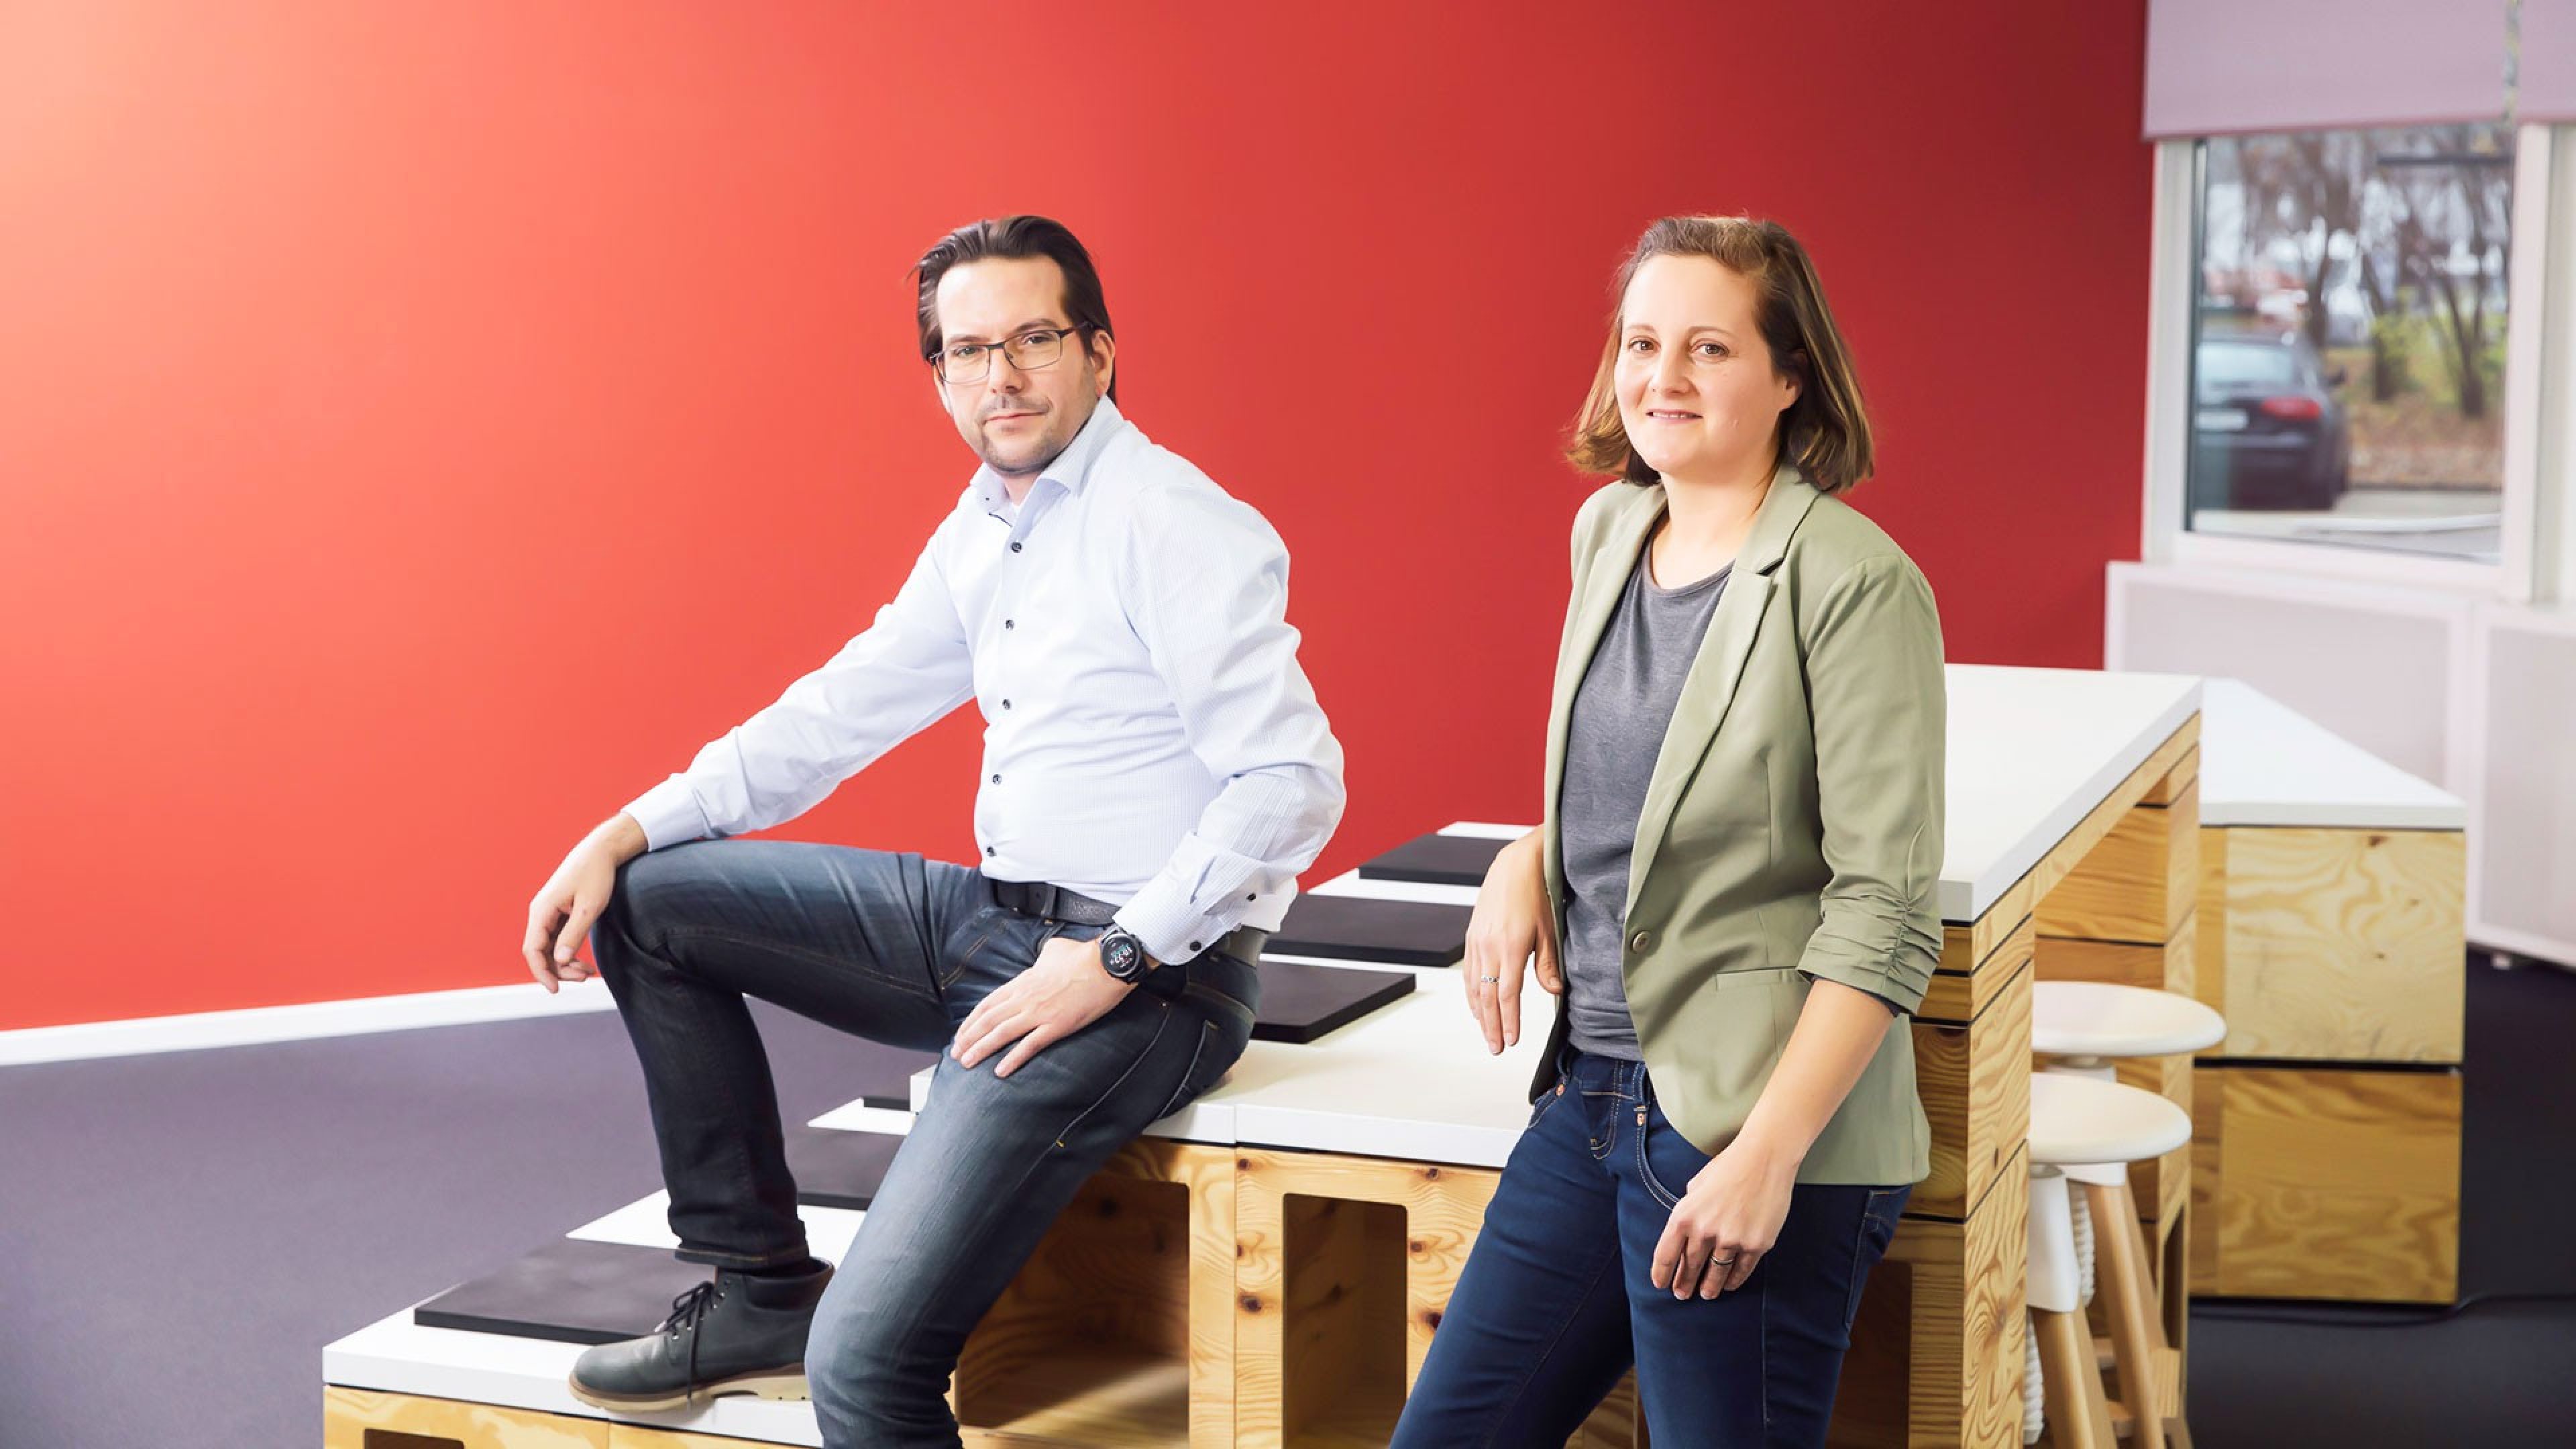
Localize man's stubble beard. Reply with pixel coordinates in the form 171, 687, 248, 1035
974, 378, 1097, 482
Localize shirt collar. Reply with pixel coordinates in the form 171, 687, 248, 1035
969, 396, 1127, 514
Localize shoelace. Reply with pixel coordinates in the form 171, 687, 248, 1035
661, 1280, 724, 1409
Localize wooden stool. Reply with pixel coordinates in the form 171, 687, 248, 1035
2033, 981, 2224, 1446
2025, 1073, 2192, 1449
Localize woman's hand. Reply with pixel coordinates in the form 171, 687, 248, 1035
1650, 979, 1891, 1299
1650, 1136, 1799, 1299
1463, 831, 1560, 1053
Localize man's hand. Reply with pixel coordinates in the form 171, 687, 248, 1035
951, 934, 1138, 1079
522, 814, 649, 993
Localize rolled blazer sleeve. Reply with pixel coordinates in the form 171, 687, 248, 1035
1794, 555, 1947, 1014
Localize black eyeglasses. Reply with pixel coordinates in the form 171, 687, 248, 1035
929, 325, 1092, 386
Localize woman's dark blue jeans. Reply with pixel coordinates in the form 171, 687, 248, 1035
1389, 1046, 1911, 1448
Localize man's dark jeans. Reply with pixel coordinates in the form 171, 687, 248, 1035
590, 839, 1257, 1448
1389, 1046, 1910, 1448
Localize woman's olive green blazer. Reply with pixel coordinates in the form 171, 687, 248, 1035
1533, 463, 1944, 1186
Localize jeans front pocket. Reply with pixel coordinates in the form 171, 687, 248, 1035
1527, 1082, 1568, 1130
936, 904, 1008, 990
1635, 1101, 1712, 1212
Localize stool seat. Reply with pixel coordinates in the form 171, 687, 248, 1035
2032, 980, 2225, 1059
2029, 1073, 2192, 1167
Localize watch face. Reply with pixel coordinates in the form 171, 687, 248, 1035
1104, 934, 1144, 979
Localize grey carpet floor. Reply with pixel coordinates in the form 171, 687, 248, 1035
1, 963, 2568, 1447
2181, 955, 2576, 1446
0, 1000, 927, 1448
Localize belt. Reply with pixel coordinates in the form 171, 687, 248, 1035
989, 878, 1122, 926
987, 878, 1269, 967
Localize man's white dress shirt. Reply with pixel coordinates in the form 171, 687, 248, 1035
622, 399, 1346, 965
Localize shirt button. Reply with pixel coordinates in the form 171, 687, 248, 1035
984, 846, 996, 857
1189, 941, 1203, 953
1004, 619, 1015, 630
1010, 542, 1024, 553
1002, 700, 1012, 710
990, 773, 1002, 784
1630, 930, 1654, 953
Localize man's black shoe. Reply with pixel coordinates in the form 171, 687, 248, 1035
567, 1260, 833, 1412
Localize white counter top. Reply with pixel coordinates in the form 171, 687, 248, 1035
1939, 664, 2202, 922
1315, 666, 2208, 926
2196, 677, 2464, 829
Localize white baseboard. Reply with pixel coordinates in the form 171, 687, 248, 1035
0, 980, 621, 1067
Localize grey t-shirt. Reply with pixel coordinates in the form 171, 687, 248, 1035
1558, 545, 1731, 1061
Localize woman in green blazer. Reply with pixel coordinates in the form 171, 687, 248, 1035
1391, 216, 1945, 1448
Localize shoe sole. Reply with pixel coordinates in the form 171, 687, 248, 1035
565, 1368, 809, 1413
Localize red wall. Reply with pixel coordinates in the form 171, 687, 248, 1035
0, 2, 2151, 1030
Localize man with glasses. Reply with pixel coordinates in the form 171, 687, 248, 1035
522, 215, 1344, 1444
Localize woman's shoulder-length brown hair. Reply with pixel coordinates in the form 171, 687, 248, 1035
1566, 215, 1875, 494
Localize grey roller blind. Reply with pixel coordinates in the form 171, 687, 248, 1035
2524, 0, 2576, 121
2145, 0, 2512, 138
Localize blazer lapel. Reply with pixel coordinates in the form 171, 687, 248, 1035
1624, 464, 1822, 914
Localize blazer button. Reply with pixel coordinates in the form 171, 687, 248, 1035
1629, 930, 1654, 954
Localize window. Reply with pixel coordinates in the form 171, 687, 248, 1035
2186, 125, 2516, 564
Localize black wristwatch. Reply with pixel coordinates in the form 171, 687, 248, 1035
1097, 926, 1155, 985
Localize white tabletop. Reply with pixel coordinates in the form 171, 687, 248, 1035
1939, 664, 2202, 922
891, 863, 1544, 1164
1313, 667, 2208, 925
2196, 677, 2465, 829
1211, 977, 1544, 1168
903, 987, 1540, 1169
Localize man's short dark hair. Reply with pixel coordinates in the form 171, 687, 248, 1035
912, 215, 1118, 403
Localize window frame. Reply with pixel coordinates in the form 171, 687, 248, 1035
2139, 126, 2571, 604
